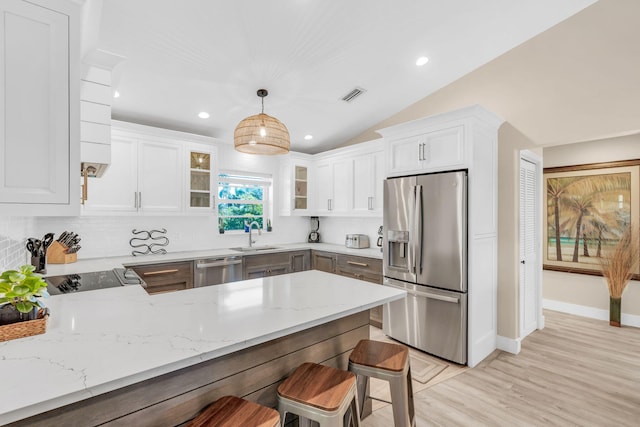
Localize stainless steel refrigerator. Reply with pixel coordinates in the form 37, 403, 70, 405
382, 170, 467, 364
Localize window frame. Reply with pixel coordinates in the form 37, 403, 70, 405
217, 170, 272, 233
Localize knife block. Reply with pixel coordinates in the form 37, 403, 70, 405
46, 241, 77, 264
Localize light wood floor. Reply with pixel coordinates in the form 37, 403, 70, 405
363, 310, 640, 426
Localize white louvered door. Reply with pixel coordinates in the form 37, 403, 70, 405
519, 158, 538, 338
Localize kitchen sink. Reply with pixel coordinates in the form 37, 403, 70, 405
230, 246, 279, 252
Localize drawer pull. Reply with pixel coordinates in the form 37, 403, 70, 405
347, 261, 369, 267
143, 269, 179, 276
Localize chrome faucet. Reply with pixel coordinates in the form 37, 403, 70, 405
247, 221, 262, 247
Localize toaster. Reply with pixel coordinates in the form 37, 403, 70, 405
345, 234, 370, 249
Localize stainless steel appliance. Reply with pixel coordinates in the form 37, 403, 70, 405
45, 268, 144, 295
308, 216, 320, 243
382, 170, 468, 364
194, 256, 243, 287
345, 234, 369, 248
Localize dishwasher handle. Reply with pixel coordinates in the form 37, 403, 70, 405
384, 281, 460, 304
196, 259, 242, 269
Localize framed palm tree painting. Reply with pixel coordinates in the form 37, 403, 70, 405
543, 160, 640, 276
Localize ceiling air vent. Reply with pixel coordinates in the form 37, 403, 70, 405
341, 87, 366, 103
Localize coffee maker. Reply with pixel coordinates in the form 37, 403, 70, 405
308, 216, 320, 243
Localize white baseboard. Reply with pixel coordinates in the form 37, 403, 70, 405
496, 335, 521, 355
543, 299, 640, 328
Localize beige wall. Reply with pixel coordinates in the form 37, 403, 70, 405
543, 134, 640, 315
496, 125, 539, 339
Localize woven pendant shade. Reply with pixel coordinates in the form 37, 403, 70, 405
234, 89, 290, 155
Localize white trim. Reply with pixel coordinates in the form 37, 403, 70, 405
543, 299, 640, 328
496, 335, 521, 354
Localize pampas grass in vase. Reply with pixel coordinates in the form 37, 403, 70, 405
599, 227, 639, 327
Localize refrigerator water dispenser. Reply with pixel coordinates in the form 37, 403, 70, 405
387, 230, 409, 270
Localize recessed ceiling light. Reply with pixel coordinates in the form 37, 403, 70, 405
198, 112, 210, 119
416, 56, 429, 66
113, 90, 120, 98
304, 135, 313, 140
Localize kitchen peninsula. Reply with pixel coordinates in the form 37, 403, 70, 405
0, 270, 404, 426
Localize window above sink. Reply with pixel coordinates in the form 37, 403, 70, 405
218, 172, 272, 233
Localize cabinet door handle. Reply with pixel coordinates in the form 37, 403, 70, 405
143, 269, 179, 276
368, 196, 373, 210
418, 143, 423, 161
138, 192, 142, 208
134, 192, 138, 208
347, 260, 369, 267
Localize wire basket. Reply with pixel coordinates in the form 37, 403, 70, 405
0, 308, 49, 342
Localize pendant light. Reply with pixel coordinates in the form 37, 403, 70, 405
234, 89, 290, 155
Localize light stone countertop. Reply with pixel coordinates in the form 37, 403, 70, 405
44, 242, 383, 276
0, 270, 403, 425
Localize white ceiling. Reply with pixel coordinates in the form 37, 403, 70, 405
94, 0, 595, 154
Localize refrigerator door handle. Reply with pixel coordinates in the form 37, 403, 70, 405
408, 185, 416, 274
384, 282, 460, 304
415, 184, 423, 275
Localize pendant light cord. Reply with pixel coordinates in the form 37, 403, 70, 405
261, 96, 264, 114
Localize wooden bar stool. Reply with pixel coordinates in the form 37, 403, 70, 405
348, 339, 415, 427
188, 395, 280, 427
277, 362, 361, 427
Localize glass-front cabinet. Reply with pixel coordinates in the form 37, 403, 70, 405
279, 153, 313, 216
187, 144, 216, 213
294, 165, 308, 210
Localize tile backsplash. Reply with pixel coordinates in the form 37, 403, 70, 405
1, 214, 380, 266
34, 215, 310, 259
0, 217, 34, 270
318, 217, 383, 248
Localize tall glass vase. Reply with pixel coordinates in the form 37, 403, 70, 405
609, 297, 621, 327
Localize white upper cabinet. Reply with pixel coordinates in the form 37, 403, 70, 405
0, 0, 79, 215
137, 139, 182, 213
83, 122, 219, 216
314, 157, 351, 215
351, 150, 383, 215
84, 134, 184, 214
314, 161, 332, 215
186, 143, 217, 214
83, 135, 137, 213
387, 124, 465, 176
279, 153, 313, 216
310, 140, 383, 217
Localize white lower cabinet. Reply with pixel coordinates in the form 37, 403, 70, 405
0, 0, 80, 215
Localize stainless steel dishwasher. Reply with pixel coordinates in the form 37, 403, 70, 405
194, 256, 243, 287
